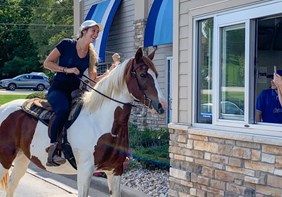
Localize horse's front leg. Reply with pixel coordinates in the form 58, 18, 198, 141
105, 171, 121, 197
6, 151, 30, 197
77, 159, 94, 197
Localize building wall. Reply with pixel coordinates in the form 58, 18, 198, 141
169, 0, 282, 196
105, 0, 135, 61
75, 0, 172, 128
169, 127, 282, 197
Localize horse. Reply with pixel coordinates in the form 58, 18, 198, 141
0, 48, 165, 197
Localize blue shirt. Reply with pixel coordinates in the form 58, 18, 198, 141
51, 39, 89, 92
256, 89, 282, 123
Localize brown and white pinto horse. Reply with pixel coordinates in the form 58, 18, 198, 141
0, 48, 165, 197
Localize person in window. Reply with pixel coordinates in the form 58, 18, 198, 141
44, 20, 115, 166
256, 70, 282, 123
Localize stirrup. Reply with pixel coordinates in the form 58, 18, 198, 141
46, 144, 66, 166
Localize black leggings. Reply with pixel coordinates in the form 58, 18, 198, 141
47, 89, 71, 143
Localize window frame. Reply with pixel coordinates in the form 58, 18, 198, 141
193, 0, 282, 134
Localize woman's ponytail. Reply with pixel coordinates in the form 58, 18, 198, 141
88, 43, 98, 73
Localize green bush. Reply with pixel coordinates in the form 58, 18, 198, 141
26, 92, 47, 99
128, 123, 170, 170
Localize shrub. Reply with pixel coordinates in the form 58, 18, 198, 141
128, 123, 170, 170
26, 92, 47, 99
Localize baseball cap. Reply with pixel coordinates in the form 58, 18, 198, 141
80, 20, 104, 32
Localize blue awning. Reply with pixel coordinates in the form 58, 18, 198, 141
85, 0, 121, 62
144, 0, 173, 47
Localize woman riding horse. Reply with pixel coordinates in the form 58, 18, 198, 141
0, 48, 165, 197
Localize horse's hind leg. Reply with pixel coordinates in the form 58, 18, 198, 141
6, 151, 30, 197
105, 172, 121, 197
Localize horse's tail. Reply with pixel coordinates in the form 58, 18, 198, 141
0, 171, 9, 191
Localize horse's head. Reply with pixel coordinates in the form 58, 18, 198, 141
125, 48, 165, 114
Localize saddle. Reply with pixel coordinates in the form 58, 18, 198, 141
21, 89, 84, 169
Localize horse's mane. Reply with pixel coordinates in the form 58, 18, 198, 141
83, 59, 130, 112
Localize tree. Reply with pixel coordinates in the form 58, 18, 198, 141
0, 0, 40, 78
28, 0, 73, 64
0, 0, 73, 78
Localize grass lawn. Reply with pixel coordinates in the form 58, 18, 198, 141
0, 95, 27, 105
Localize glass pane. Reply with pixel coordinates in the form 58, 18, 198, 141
197, 18, 213, 123
256, 15, 282, 124
220, 24, 245, 121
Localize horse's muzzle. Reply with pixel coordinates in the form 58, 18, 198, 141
152, 101, 165, 114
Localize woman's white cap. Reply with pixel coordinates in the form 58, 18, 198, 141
80, 20, 104, 32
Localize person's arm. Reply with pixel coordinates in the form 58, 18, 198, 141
273, 73, 282, 105
255, 110, 262, 122
44, 48, 80, 75
44, 48, 65, 72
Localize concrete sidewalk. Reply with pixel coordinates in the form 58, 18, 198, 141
0, 164, 149, 197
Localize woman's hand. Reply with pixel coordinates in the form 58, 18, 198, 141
64, 67, 80, 75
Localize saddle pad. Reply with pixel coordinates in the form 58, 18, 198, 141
22, 98, 54, 126
22, 98, 83, 128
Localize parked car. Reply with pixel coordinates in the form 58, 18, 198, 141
200, 101, 244, 122
0, 73, 50, 91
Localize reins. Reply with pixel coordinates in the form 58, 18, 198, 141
78, 74, 136, 107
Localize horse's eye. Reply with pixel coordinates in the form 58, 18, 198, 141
140, 73, 147, 78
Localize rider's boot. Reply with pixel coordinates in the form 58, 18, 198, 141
46, 143, 66, 166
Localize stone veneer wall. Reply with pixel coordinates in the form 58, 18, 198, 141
130, 102, 166, 130
130, 18, 166, 130
134, 18, 147, 49
169, 129, 282, 197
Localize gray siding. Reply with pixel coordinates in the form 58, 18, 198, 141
81, 0, 172, 126
105, 0, 135, 62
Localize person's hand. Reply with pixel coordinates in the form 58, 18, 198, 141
64, 67, 80, 75
273, 73, 282, 88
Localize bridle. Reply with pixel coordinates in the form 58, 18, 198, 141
130, 60, 155, 109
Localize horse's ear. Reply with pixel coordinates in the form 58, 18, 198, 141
148, 47, 157, 60
124, 59, 134, 82
135, 48, 143, 63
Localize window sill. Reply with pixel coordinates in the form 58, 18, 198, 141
168, 122, 282, 146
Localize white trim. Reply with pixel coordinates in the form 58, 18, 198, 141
192, 0, 282, 134
215, 23, 247, 126
172, 0, 179, 123
216, 0, 282, 26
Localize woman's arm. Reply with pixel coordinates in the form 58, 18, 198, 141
44, 48, 65, 72
44, 48, 80, 75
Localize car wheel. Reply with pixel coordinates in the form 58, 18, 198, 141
8, 83, 16, 91
36, 84, 45, 91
